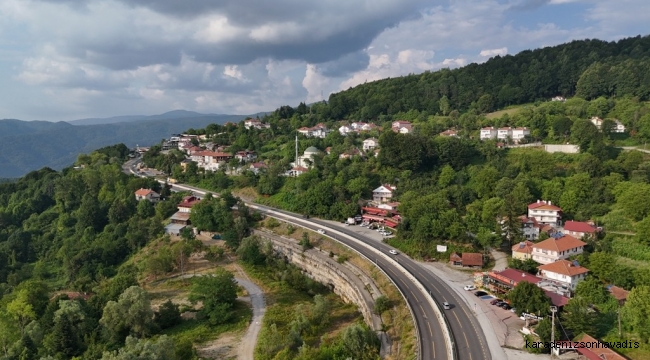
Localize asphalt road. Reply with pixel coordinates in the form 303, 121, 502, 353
124, 164, 490, 360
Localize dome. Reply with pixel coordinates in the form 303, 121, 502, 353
304, 146, 320, 155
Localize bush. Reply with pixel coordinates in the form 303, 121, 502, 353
154, 300, 182, 330
337, 255, 349, 264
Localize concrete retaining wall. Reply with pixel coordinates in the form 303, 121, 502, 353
544, 144, 579, 153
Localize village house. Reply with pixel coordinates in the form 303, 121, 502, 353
497, 127, 512, 141
362, 138, 379, 151
527, 200, 562, 226
244, 119, 270, 130
511, 240, 535, 261
486, 268, 569, 307
377, 202, 400, 211
439, 129, 458, 137
372, 184, 396, 203
338, 125, 352, 135
531, 234, 587, 265
613, 119, 626, 133
287, 166, 309, 177
511, 127, 530, 143
339, 148, 362, 159
607, 285, 629, 306
537, 259, 589, 291
391, 120, 412, 134
324, 147, 332, 155
177, 196, 201, 213
551, 96, 566, 102
553, 334, 627, 360
450, 252, 483, 268
563, 220, 598, 239
298, 123, 330, 138
235, 150, 257, 162
249, 162, 268, 175
134, 188, 160, 202
480, 127, 497, 140
590, 116, 603, 129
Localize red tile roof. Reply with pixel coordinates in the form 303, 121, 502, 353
178, 196, 201, 208
544, 290, 569, 307
512, 240, 535, 254
538, 260, 589, 277
574, 334, 628, 360
450, 252, 462, 262
292, 166, 308, 172
563, 220, 597, 234
608, 285, 629, 302
462, 253, 483, 267
533, 235, 586, 252
135, 188, 154, 196
489, 268, 541, 286
528, 200, 562, 211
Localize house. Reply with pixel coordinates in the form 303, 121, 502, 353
164, 223, 187, 236
360, 123, 378, 132
613, 119, 626, 133
486, 268, 569, 307
134, 188, 160, 202
363, 138, 379, 151
350, 122, 367, 131
537, 260, 589, 291
377, 202, 400, 211
607, 285, 629, 305
391, 121, 412, 134
249, 162, 268, 175
511, 241, 535, 261
551, 96, 566, 102
590, 117, 603, 129
294, 146, 321, 168
527, 200, 562, 226
298, 123, 330, 138
556, 334, 627, 360
531, 234, 586, 265
372, 184, 396, 203
177, 196, 201, 213
450, 253, 483, 267
500, 216, 541, 241
497, 127, 512, 141
339, 148, 362, 159
235, 150, 257, 162
170, 211, 191, 225
563, 220, 598, 239
439, 129, 458, 137
480, 127, 497, 140
511, 127, 530, 144
338, 125, 352, 135
244, 119, 270, 130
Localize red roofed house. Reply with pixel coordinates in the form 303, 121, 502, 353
487, 268, 541, 295
531, 234, 586, 264
249, 162, 268, 175
391, 120, 412, 134
607, 285, 629, 305
450, 252, 483, 268
440, 129, 458, 137
528, 200, 562, 226
563, 220, 599, 239
134, 188, 160, 202
559, 334, 628, 360
178, 196, 201, 213
538, 259, 589, 291
511, 241, 535, 261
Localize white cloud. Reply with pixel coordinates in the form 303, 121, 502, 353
479, 47, 508, 57
302, 65, 330, 103
223, 65, 244, 81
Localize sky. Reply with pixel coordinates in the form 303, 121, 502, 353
0, 0, 648, 121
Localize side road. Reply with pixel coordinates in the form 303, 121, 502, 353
235, 277, 266, 360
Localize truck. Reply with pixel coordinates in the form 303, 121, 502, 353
346, 217, 356, 225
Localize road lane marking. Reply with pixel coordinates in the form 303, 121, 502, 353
428, 321, 435, 357
463, 332, 473, 360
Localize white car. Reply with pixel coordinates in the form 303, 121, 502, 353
389, 250, 398, 255
317, 229, 326, 234
443, 302, 451, 310
463, 285, 476, 291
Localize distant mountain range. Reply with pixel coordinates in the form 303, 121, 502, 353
0, 111, 255, 178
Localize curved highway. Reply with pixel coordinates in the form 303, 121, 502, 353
124, 159, 490, 360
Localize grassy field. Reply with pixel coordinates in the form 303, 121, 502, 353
485, 105, 527, 119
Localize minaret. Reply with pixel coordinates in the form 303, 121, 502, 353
295, 134, 299, 167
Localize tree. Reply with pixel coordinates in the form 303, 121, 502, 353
154, 300, 182, 330
341, 323, 381, 360
189, 269, 238, 325
575, 277, 611, 305
236, 236, 266, 265
373, 296, 392, 316
507, 281, 550, 317
100, 286, 155, 343
622, 286, 650, 343
6, 290, 36, 336
439, 96, 451, 116
101, 335, 177, 360
561, 297, 598, 337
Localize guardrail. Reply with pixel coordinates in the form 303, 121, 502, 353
161, 181, 456, 360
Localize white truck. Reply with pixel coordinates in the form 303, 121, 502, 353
346, 217, 356, 225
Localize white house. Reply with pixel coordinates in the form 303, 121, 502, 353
391, 121, 412, 134
249, 162, 267, 175
350, 122, 366, 131
527, 200, 562, 226
177, 196, 201, 213
563, 220, 598, 239
134, 188, 160, 202
537, 260, 589, 291
497, 127, 512, 140
286, 166, 309, 177
244, 119, 270, 130
480, 127, 497, 140
590, 117, 603, 129
439, 129, 458, 137
298, 123, 330, 138
372, 184, 396, 203
531, 234, 587, 265
338, 125, 352, 135
551, 96, 566, 102
363, 138, 379, 151
511, 127, 530, 143
613, 120, 626, 133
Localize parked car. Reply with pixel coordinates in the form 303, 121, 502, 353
389, 250, 398, 255
501, 303, 512, 310
317, 229, 326, 234
510, 308, 517, 313
490, 299, 502, 305
474, 291, 488, 297
463, 285, 476, 291
443, 302, 451, 310
495, 301, 505, 307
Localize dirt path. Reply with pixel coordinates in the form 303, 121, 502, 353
491, 249, 508, 271
235, 277, 266, 360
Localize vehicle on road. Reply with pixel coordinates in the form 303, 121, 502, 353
346, 217, 356, 225
443, 302, 451, 310
474, 291, 488, 297
490, 298, 502, 305
463, 285, 476, 291
317, 229, 326, 234
389, 250, 398, 255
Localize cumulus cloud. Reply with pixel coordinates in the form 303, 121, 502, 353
479, 47, 508, 57
302, 65, 330, 103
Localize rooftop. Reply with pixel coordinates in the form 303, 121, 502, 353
538, 260, 589, 277
512, 240, 535, 254
462, 253, 483, 267
563, 220, 597, 233
533, 235, 586, 252
528, 200, 562, 211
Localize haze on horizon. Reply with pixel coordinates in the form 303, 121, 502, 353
0, 0, 648, 122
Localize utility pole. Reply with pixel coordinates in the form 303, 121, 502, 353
618, 304, 622, 338
550, 306, 557, 358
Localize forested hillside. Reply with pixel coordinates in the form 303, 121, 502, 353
320, 35, 650, 120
